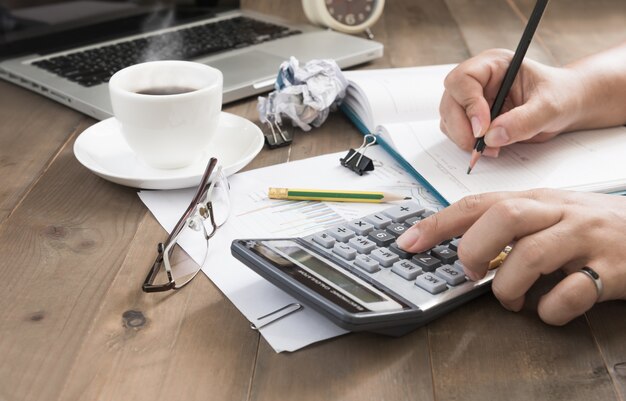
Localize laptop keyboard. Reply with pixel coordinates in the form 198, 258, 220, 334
32, 16, 301, 87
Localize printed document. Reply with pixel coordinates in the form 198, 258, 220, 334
139, 146, 443, 352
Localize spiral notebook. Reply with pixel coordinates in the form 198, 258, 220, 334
341, 64, 626, 207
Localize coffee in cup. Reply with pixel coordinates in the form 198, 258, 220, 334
109, 60, 223, 169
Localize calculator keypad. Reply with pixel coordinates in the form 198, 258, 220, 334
430, 246, 458, 265
415, 273, 448, 294
404, 216, 422, 226
391, 260, 422, 280
386, 223, 409, 236
348, 236, 377, 253
435, 265, 466, 285
313, 232, 335, 248
355, 254, 380, 273
364, 213, 392, 228
449, 238, 461, 251
333, 243, 357, 260
368, 229, 396, 246
370, 247, 400, 267
381, 203, 424, 221
388, 242, 414, 259
326, 226, 355, 242
411, 253, 442, 272
302, 201, 485, 309
347, 219, 375, 235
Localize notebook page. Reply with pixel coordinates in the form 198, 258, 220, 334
381, 120, 626, 204
343, 64, 455, 132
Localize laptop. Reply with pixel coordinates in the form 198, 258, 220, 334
0, 0, 383, 120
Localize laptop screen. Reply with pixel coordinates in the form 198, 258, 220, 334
0, 0, 240, 58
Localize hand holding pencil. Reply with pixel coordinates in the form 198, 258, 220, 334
437, 0, 597, 173
466, 0, 549, 173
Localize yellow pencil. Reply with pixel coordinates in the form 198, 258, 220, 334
268, 187, 411, 203
488, 245, 513, 270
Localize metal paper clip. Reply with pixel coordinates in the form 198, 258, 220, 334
263, 116, 293, 149
250, 303, 303, 331
340, 134, 376, 175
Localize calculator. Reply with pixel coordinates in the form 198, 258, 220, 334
231, 201, 496, 336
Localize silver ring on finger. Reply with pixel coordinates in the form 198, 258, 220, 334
578, 266, 603, 301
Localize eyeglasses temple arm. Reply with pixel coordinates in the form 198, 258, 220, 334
142, 243, 175, 292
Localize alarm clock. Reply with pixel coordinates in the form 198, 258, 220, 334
303, 0, 385, 35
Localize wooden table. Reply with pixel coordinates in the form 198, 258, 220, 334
2, 1, 625, 400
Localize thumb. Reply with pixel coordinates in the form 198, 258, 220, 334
466, 96, 492, 139
484, 97, 555, 147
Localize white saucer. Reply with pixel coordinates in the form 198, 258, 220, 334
74, 112, 264, 189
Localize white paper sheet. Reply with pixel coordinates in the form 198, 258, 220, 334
343, 64, 455, 132
381, 120, 626, 204
139, 146, 442, 352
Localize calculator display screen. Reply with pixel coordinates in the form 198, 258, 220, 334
248, 239, 399, 312
274, 244, 385, 304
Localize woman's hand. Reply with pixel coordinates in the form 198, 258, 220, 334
439, 49, 584, 157
396, 189, 626, 325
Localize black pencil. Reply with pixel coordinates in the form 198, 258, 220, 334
467, 0, 550, 174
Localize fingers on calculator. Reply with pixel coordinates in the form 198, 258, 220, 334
232, 200, 498, 333
307, 201, 468, 295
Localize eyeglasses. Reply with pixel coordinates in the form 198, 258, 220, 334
142, 157, 230, 292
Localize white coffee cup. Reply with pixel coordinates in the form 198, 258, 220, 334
109, 60, 223, 169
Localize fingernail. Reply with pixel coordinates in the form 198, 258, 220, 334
500, 299, 523, 312
482, 147, 500, 158
499, 301, 514, 311
464, 268, 481, 281
485, 127, 509, 147
396, 227, 420, 250
470, 116, 482, 138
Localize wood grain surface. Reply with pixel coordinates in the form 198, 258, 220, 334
0, 1, 625, 400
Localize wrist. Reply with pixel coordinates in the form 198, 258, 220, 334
534, 66, 589, 135
563, 45, 626, 131
559, 66, 596, 132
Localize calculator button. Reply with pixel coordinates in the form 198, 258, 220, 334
422, 210, 435, 218
453, 260, 468, 276
404, 216, 421, 226
382, 203, 424, 222
368, 230, 396, 247
449, 238, 461, 251
386, 223, 408, 236
347, 219, 375, 235
332, 243, 357, 260
415, 273, 448, 294
325, 226, 355, 242
388, 242, 414, 259
354, 254, 380, 273
435, 265, 466, 285
369, 247, 400, 267
430, 246, 458, 264
391, 260, 422, 280
411, 253, 442, 272
348, 236, 376, 253
364, 213, 392, 228
312, 232, 335, 248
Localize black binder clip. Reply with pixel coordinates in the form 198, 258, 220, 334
263, 116, 293, 149
340, 134, 376, 175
